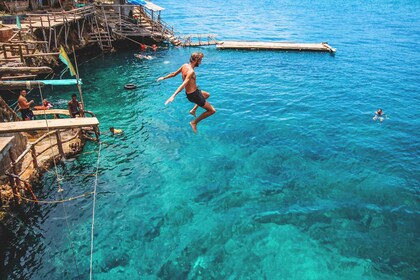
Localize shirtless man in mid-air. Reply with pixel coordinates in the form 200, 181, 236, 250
157, 52, 216, 133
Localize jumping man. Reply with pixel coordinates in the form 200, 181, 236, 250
157, 52, 216, 133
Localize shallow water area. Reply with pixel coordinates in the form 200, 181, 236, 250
1, 0, 419, 279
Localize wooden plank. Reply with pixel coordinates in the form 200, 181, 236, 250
1, 74, 37, 80
0, 81, 46, 90
0, 66, 53, 75
32, 109, 70, 116
0, 117, 99, 133
216, 41, 336, 52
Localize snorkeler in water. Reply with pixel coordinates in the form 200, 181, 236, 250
373, 108, 385, 122
109, 127, 124, 135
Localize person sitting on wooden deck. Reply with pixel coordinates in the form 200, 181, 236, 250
34, 99, 53, 110
68, 94, 82, 118
18, 90, 35, 121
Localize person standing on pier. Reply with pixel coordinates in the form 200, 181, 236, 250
68, 94, 82, 118
157, 52, 216, 133
18, 90, 35, 121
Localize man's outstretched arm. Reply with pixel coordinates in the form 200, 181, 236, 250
157, 66, 183, 82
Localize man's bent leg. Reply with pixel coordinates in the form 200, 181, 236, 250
190, 101, 216, 133
190, 90, 210, 117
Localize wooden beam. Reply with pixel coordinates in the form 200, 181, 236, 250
1, 75, 38, 80
0, 81, 46, 90
0, 117, 100, 133
0, 66, 53, 75
22, 52, 60, 57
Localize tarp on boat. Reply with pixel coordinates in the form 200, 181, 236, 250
126, 0, 165, 12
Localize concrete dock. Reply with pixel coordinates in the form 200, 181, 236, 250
216, 41, 336, 52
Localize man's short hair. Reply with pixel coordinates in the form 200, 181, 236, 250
20, 89, 26, 94
72, 94, 77, 98
190, 52, 204, 63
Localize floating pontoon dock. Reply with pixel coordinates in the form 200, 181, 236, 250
217, 41, 336, 52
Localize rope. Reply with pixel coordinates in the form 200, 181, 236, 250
89, 142, 102, 280
20, 191, 94, 204
37, 84, 81, 278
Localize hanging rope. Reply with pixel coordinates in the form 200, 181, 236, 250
37, 83, 81, 278
89, 142, 102, 280
20, 191, 94, 204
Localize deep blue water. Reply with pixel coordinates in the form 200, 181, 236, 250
2, 0, 420, 279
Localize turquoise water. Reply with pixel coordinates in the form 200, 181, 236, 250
2, 0, 420, 279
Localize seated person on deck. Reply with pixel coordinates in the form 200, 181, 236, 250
34, 99, 53, 110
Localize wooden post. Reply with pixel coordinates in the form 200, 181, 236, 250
55, 130, 65, 158
18, 45, 24, 62
8, 174, 20, 205
8, 150, 20, 205
30, 145, 38, 169
24, 181, 38, 202
2, 45, 7, 59
93, 125, 100, 141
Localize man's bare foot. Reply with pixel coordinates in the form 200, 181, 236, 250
189, 110, 196, 117
190, 121, 197, 133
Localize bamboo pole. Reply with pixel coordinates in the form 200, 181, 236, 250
24, 181, 38, 202
0, 66, 53, 74
30, 145, 38, 169
8, 150, 20, 205
72, 46, 85, 117
55, 130, 65, 158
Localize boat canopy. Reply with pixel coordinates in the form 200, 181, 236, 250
126, 0, 165, 12
3, 79, 81, 86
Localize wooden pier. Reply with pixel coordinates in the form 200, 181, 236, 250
0, 118, 99, 134
216, 41, 336, 53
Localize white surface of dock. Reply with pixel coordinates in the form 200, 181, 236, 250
217, 41, 336, 52
0, 117, 99, 133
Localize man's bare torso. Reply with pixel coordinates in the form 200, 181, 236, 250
18, 95, 29, 109
181, 63, 197, 94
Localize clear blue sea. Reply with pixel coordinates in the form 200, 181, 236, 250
2, 0, 420, 279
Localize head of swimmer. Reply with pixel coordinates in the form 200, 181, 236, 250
190, 52, 204, 67
376, 108, 382, 115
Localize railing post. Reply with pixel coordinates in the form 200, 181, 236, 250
24, 181, 38, 202
30, 145, 38, 169
8, 150, 20, 205
19, 45, 24, 62
2, 45, 7, 59
55, 130, 65, 158
8, 174, 20, 205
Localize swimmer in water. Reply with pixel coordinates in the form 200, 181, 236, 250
373, 108, 385, 122
135, 54, 153, 60
109, 127, 124, 135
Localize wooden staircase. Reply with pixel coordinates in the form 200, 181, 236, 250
133, 7, 182, 46
89, 5, 114, 51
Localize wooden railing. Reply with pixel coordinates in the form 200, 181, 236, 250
5, 128, 80, 205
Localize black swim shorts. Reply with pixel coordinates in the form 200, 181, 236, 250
186, 89, 206, 107
20, 108, 35, 120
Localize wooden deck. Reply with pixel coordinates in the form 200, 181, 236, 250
0, 117, 99, 133
216, 41, 336, 52
32, 109, 70, 116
